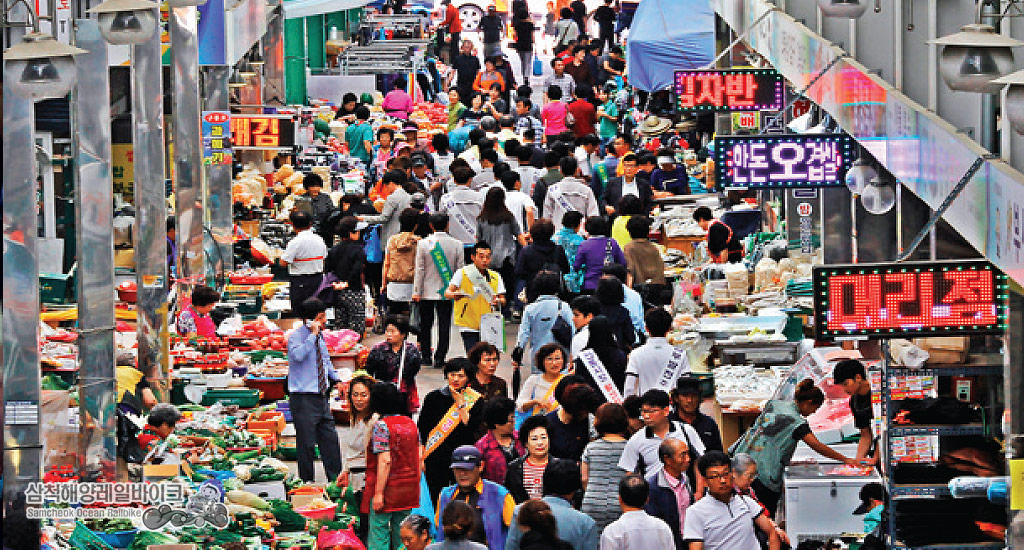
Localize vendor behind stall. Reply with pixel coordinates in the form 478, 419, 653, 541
693, 206, 743, 263
834, 359, 878, 465
176, 285, 221, 338
137, 403, 181, 462
730, 378, 860, 515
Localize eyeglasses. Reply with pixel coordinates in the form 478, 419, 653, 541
640, 407, 667, 416
705, 470, 732, 480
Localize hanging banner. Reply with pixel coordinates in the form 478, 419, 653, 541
201, 111, 232, 166
230, 114, 296, 150
675, 68, 784, 112
714, 134, 853, 189
812, 260, 1008, 339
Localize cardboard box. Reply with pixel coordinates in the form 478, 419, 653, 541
915, 337, 969, 364
142, 463, 180, 481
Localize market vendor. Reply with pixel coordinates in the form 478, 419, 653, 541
834, 359, 878, 465
692, 206, 744, 263
730, 379, 861, 515
303, 173, 335, 239
176, 285, 221, 339
137, 403, 181, 462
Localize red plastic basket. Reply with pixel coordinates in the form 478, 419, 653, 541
295, 502, 337, 521
230, 274, 274, 285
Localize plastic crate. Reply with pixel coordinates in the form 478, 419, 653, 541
201, 388, 261, 407
247, 411, 286, 434
95, 529, 138, 548
245, 377, 287, 402
69, 521, 115, 550
40, 272, 75, 304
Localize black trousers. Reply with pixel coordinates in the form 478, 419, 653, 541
449, 31, 461, 65
289, 392, 343, 482
417, 299, 454, 365
752, 478, 781, 518
290, 273, 323, 315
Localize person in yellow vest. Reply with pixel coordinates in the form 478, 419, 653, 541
445, 241, 507, 353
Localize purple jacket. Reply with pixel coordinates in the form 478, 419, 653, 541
572, 236, 626, 290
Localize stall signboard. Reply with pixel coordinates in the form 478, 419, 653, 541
714, 134, 853, 189
111, 143, 134, 200
675, 68, 784, 112
813, 260, 1008, 339
731, 112, 760, 133
229, 114, 295, 150
202, 111, 232, 165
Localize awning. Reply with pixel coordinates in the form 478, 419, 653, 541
283, 0, 371, 19
626, 0, 715, 92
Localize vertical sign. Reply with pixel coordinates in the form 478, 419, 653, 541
787, 188, 820, 252
201, 111, 232, 165
111, 143, 135, 201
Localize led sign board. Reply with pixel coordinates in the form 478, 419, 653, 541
714, 134, 853, 189
229, 115, 295, 150
813, 261, 1007, 339
675, 69, 784, 111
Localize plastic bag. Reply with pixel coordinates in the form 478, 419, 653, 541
317, 526, 366, 550
217, 314, 243, 336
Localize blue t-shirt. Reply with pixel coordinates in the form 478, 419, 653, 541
650, 166, 691, 195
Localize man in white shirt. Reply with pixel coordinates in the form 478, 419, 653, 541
439, 166, 485, 246
500, 171, 536, 234
569, 295, 600, 359
412, 213, 466, 366
683, 451, 780, 550
473, 148, 500, 191
279, 210, 328, 314
515, 146, 542, 197
619, 390, 706, 479
543, 157, 599, 230
625, 308, 690, 397
543, 58, 576, 103
600, 474, 676, 550
574, 135, 601, 184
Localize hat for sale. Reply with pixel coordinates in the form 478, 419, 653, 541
675, 118, 697, 133
853, 482, 886, 514
639, 115, 672, 136
450, 445, 483, 469
675, 376, 702, 396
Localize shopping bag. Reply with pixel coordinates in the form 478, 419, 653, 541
479, 312, 505, 351
533, 55, 543, 76
409, 473, 437, 538
386, 282, 414, 302
317, 526, 365, 550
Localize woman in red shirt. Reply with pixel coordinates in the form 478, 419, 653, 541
364, 382, 421, 549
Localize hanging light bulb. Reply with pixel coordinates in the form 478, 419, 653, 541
228, 68, 247, 88
861, 176, 896, 214
845, 158, 878, 195
3, 32, 86, 100
931, 24, 1022, 93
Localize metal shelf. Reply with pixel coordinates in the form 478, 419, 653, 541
892, 543, 1005, 550
888, 423, 986, 437
886, 365, 1003, 377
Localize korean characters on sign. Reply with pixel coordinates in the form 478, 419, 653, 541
674, 69, 784, 112
714, 135, 853, 189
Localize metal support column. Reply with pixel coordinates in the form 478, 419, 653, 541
264, 9, 286, 105
132, 28, 170, 403
1005, 290, 1024, 550
202, 66, 234, 282
170, 6, 206, 291
72, 19, 117, 482
981, 0, 1000, 153
2, 78, 43, 514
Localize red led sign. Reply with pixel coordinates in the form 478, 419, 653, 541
229, 115, 296, 149
813, 261, 1007, 339
675, 69, 784, 112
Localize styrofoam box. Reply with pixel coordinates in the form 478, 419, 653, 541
243, 480, 286, 501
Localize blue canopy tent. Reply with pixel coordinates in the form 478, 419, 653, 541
626, 0, 715, 92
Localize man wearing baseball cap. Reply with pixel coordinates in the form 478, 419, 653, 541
436, 445, 516, 550
671, 376, 724, 453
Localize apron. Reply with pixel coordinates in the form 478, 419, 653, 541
186, 305, 217, 338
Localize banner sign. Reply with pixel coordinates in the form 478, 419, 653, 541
229, 114, 296, 150
714, 134, 853, 189
675, 68, 784, 112
813, 260, 1008, 339
201, 111, 232, 166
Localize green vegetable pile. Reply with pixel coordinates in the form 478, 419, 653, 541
268, 499, 308, 532
248, 465, 285, 482
84, 518, 135, 533
127, 530, 177, 550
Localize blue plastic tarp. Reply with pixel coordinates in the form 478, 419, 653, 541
626, 0, 715, 92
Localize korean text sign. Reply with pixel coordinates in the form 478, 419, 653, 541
813, 261, 1008, 339
675, 69, 784, 112
714, 134, 853, 189
229, 114, 296, 149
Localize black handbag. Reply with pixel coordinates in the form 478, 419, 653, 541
550, 304, 573, 348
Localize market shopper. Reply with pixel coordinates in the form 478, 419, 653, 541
515, 221, 569, 300
346, 106, 375, 167
382, 209, 422, 316
624, 308, 689, 397
287, 298, 344, 482
280, 211, 329, 315
645, 438, 694, 550
445, 241, 507, 352
364, 315, 422, 410
730, 378, 862, 515
603, 153, 653, 216
303, 173, 335, 239
544, 58, 577, 102
542, 158, 600, 231
619, 389, 706, 480
512, 272, 573, 371
401, 514, 435, 550
325, 216, 367, 335
682, 452, 781, 550
382, 77, 414, 120
176, 285, 220, 339
476, 397, 524, 484
512, 8, 536, 84
600, 475, 676, 550
430, 500, 488, 550
581, 403, 630, 533
594, 278, 636, 352
622, 216, 666, 292
509, 500, 574, 550
413, 213, 465, 367
435, 445, 516, 550
360, 171, 414, 249
834, 359, 877, 465
515, 343, 568, 424
480, 6, 504, 58
569, 295, 600, 358
468, 342, 510, 404
507, 460, 598, 550
474, 57, 507, 94
439, 167, 485, 246
545, 377, 600, 461
572, 216, 625, 293
477, 187, 527, 313
505, 415, 566, 502
731, 453, 790, 546
419, 358, 486, 505
437, 0, 462, 64
338, 375, 378, 510
572, 315, 628, 395
692, 206, 743, 263
452, 40, 482, 103
363, 382, 421, 550
671, 377, 724, 453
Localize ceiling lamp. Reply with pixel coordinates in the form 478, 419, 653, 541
861, 176, 896, 215
930, 24, 1022, 93
89, 0, 160, 45
817, 0, 868, 19
3, 32, 86, 100
993, 70, 1024, 134
844, 157, 878, 195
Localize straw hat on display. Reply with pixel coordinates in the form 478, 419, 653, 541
675, 118, 697, 133
640, 115, 672, 136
